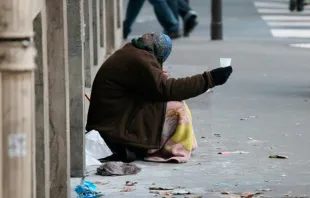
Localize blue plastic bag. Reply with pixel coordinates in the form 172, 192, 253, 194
75, 180, 104, 198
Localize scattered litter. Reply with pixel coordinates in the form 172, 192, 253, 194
93, 181, 108, 185
125, 181, 137, 186
218, 151, 249, 155
207, 89, 213, 93
172, 189, 191, 195
214, 133, 221, 137
85, 130, 112, 166
221, 191, 231, 195
150, 190, 173, 196
240, 116, 257, 121
240, 192, 262, 198
248, 137, 253, 140
96, 162, 141, 176
265, 180, 269, 182
75, 180, 104, 198
296, 123, 300, 126
269, 155, 288, 159
218, 152, 231, 155
281, 174, 287, 177
120, 186, 136, 192
262, 189, 271, 192
201, 136, 206, 139
149, 186, 174, 190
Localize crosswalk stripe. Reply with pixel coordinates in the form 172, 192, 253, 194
262, 15, 310, 21
267, 21, 310, 27
254, 2, 288, 8
254, 0, 310, 40
267, 21, 310, 28
271, 29, 310, 38
290, 43, 310, 48
257, 8, 310, 14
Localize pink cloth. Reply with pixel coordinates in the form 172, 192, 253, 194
144, 101, 198, 163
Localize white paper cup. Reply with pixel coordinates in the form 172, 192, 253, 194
220, 58, 232, 67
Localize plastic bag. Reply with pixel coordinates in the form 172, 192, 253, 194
75, 180, 104, 198
85, 130, 112, 166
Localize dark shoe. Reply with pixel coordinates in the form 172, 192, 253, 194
297, 0, 304, 11
166, 32, 181, 40
184, 15, 198, 37
289, 0, 296, 11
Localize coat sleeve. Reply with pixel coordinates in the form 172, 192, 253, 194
138, 58, 215, 101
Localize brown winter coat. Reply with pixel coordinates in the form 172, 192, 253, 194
86, 43, 214, 150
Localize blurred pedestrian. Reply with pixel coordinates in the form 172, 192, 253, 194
123, 0, 180, 40
168, 0, 198, 37
289, 0, 309, 12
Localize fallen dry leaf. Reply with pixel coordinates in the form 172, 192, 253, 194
149, 186, 174, 190
222, 191, 231, 195
125, 181, 137, 186
120, 186, 136, 192
93, 181, 108, 185
149, 190, 173, 196
241, 192, 262, 198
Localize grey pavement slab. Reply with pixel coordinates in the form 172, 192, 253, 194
73, 38, 310, 198
74, 1, 310, 197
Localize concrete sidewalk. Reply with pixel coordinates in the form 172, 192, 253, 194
72, 38, 310, 198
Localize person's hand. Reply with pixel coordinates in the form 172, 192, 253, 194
162, 68, 169, 77
210, 66, 233, 86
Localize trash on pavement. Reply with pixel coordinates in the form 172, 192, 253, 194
172, 189, 191, 195
85, 130, 112, 166
218, 151, 249, 155
96, 162, 141, 176
75, 180, 104, 198
125, 181, 137, 186
221, 191, 231, 195
240, 116, 257, 121
149, 190, 173, 196
149, 186, 174, 190
120, 186, 136, 192
214, 133, 221, 137
240, 192, 262, 198
269, 155, 288, 159
93, 181, 108, 185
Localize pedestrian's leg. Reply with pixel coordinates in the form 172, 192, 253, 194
177, 0, 198, 37
123, 0, 146, 39
166, 0, 179, 21
297, 0, 304, 11
148, 0, 180, 38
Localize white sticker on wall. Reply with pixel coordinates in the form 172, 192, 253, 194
8, 134, 26, 157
